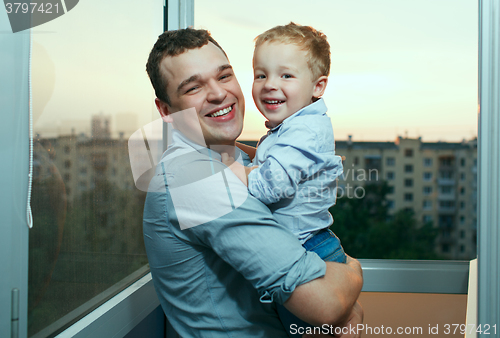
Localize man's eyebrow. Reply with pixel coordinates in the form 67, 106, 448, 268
176, 65, 232, 93
177, 75, 200, 93
219, 64, 233, 72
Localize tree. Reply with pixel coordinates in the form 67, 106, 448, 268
330, 182, 441, 259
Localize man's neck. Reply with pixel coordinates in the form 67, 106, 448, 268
208, 144, 237, 158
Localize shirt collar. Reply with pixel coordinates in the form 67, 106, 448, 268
170, 129, 250, 163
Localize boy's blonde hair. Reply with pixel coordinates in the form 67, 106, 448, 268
254, 22, 330, 80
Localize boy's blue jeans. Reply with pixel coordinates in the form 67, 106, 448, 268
277, 228, 347, 337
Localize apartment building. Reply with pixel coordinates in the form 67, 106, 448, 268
34, 133, 135, 205
336, 136, 478, 260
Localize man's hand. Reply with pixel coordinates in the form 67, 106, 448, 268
285, 255, 363, 328
335, 301, 363, 338
345, 255, 363, 280
302, 301, 363, 338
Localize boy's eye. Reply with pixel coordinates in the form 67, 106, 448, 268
255, 74, 266, 79
282, 74, 292, 79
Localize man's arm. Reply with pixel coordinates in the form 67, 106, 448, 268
172, 154, 360, 327
284, 256, 363, 327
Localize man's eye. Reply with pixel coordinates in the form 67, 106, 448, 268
185, 86, 198, 93
220, 74, 231, 81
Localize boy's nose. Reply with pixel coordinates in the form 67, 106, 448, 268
264, 77, 278, 90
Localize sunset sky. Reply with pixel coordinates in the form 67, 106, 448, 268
195, 0, 478, 142
30, 0, 478, 142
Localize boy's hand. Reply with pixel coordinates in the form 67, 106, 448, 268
221, 153, 257, 186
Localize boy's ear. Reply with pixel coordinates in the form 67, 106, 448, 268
155, 98, 174, 123
312, 76, 328, 98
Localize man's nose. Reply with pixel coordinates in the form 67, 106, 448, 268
207, 80, 227, 102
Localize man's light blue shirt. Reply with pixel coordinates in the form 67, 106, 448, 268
248, 99, 343, 243
143, 130, 326, 337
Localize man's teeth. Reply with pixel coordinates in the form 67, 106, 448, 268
209, 106, 232, 117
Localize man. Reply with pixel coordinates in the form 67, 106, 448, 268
143, 28, 363, 337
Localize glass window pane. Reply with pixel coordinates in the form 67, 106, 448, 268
195, 0, 477, 260
28, 1, 161, 335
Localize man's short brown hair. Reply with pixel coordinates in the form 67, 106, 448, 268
146, 28, 227, 106
254, 22, 330, 80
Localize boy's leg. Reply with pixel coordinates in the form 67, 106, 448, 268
278, 229, 347, 337
304, 228, 346, 263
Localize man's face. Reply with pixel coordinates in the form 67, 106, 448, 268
158, 42, 245, 146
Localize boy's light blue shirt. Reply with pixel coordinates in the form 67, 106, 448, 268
248, 98, 343, 243
143, 130, 326, 337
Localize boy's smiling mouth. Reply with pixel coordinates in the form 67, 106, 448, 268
263, 99, 285, 105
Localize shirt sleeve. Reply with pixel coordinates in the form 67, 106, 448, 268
164, 154, 326, 305
248, 121, 340, 205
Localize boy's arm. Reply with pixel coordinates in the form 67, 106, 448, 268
247, 122, 341, 205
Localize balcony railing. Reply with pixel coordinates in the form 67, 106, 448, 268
437, 178, 455, 186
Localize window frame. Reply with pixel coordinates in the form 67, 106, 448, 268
1, 20, 30, 337
6, 0, 500, 336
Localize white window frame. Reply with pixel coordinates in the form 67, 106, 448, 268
4, 0, 499, 336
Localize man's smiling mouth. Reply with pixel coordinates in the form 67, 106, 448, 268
207, 105, 233, 117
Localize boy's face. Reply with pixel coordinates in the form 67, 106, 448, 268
252, 41, 325, 128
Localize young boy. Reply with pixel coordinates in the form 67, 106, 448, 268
223, 22, 346, 334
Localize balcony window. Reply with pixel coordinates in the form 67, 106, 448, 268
423, 200, 432, 210
440, 186, 453, 194
25, 1, 156, 335
2, 0, 484, 335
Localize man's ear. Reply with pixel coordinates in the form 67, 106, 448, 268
155, 98, 174, 123
312, 76, 328, 99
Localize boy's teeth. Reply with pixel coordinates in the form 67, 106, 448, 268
264, 100, 283, 104
209, 106, 232, 117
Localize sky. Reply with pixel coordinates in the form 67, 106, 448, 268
195, 0, 478, 142
29, 0, 478, 142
